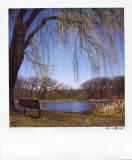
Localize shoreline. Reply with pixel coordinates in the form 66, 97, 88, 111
15, 98, 124, 103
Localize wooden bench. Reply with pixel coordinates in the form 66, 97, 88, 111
19, 99, 42, 118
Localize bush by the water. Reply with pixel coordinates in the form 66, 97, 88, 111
90, 101, 125, 117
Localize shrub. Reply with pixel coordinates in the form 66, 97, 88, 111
90, 101, 125, 117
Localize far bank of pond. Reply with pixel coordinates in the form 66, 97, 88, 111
15, 98, 124, 103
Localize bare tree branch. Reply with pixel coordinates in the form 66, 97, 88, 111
24, 9, 44, 30
9, 9, 13, 14
17, 9, 28, 24
25, 16, 64, 49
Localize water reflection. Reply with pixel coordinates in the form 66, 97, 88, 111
15, 101, 113, 113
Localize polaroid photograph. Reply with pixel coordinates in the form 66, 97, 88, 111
0, 0, 132, 159
9, 8, 124, 127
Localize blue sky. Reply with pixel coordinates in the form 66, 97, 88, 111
48, 43, 124, 88
10, 9, 124, 88
18, 37, 124, 88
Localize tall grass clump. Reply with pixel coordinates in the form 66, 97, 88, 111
90, 101, 125, 117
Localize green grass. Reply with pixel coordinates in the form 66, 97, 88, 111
10, 110, 124, 127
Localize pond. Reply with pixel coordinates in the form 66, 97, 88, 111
15, 101, 114, 113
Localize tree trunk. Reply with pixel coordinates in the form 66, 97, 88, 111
9, 26, 26, 112
9, 81, 17, 112
9, 9, 40, 112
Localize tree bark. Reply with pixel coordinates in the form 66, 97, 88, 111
9, 9, 63, 112
9, 18, 26, 112
9, 79, 17, 112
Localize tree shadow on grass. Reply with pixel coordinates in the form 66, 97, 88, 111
17, 110, 40, 119
24, 114, 40, 119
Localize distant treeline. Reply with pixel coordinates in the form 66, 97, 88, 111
81, 76, 124, 99
14, 76, 124, 100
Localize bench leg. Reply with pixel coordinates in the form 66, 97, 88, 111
39, 109, 41, 118
24, 107, 26, 115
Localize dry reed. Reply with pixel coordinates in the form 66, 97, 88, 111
90, 101, 125, 117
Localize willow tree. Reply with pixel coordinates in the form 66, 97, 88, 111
9, 8, 124, 112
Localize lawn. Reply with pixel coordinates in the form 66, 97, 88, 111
10, 110, 124, 127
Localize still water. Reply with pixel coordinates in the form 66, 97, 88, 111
15, 101, 113, 113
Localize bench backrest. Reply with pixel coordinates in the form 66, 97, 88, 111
19, 99, 40, 110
